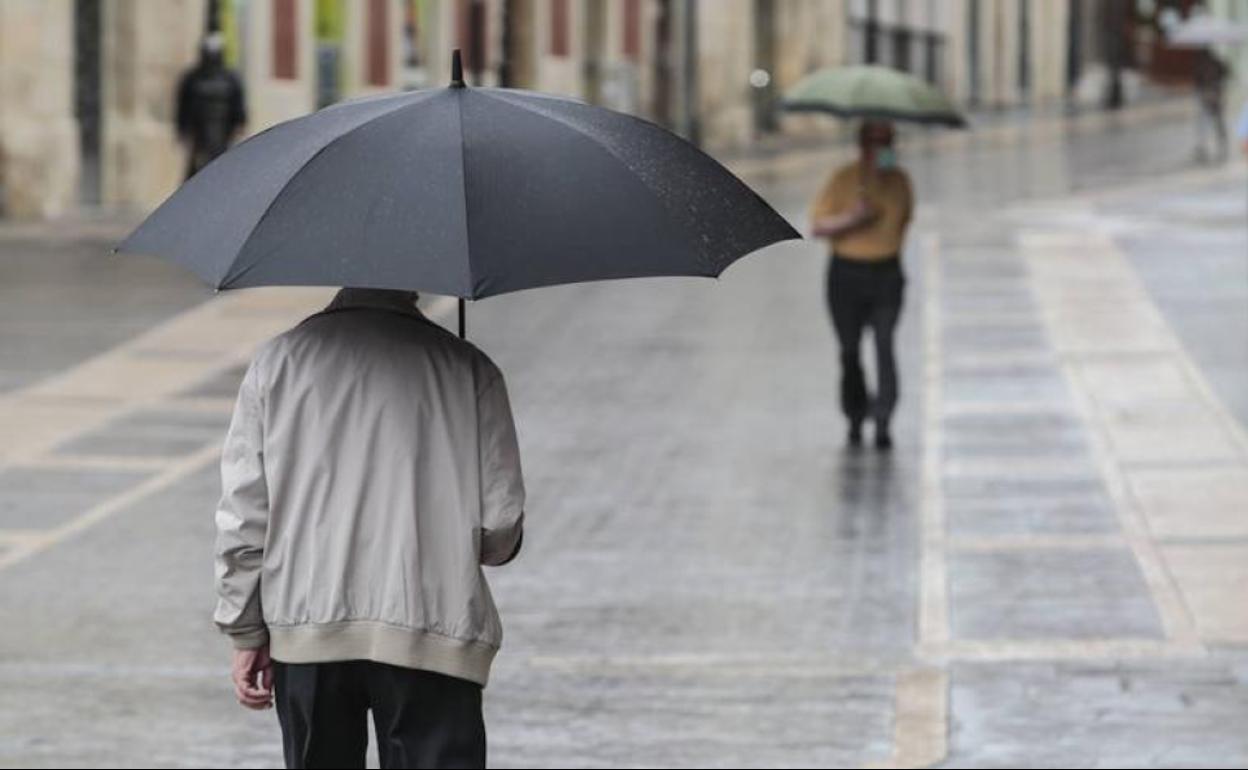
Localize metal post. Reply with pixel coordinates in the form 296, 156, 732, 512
468, 0, 486, 86
499, 0, 513, 87
681, 0, 701, 147
865, 0, 878, 64
1104, 0, 1124, 110
752, 0, 778, 134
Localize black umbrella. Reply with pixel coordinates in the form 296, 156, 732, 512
119, 51, 798, 336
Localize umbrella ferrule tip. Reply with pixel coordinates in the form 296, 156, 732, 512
450, 49, 465, 88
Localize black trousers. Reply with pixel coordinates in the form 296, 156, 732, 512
826, 255, 905, 426
273, 661, 486, 770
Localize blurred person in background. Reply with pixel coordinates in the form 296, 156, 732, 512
811, 120, 914, 450
176, 33, 247, 179
1194, 49, 1230, 163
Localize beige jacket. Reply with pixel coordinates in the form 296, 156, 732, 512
213, 289, 525, 686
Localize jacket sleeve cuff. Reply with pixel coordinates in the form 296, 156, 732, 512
481, 514, 524, 566
228, 628, 270, 650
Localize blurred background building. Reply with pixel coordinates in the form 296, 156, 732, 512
0, 0, 1241, 221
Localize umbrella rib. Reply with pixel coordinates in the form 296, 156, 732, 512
454, 91, 476, 299
219, 93, 433, 289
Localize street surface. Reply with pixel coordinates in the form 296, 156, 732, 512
1, 100, 1247, 768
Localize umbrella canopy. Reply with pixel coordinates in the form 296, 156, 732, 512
118, 53, 798, 301
1165, 13, 1248, 48
782, 65, 966, 128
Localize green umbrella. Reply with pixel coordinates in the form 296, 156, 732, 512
782, 65, 967, 128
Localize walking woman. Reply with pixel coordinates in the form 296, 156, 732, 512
811, 120, 914, 449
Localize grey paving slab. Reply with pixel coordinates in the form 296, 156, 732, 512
940, 293, 1038, 318
947, 495, 1119, 537
941, 323, 1050, 356
53, 408, 229, 458
0, 237, 209, 394
488, 667, 896, 769
939, 257, 1030, 281
1112, 182, 1248, 432
0, 467, 150, 529
942, 410, 1092, 458
942, 363, 1071, 405
944, 657, 1248, 768
943, 469, 1106, 501
949, 548, 1163, 640
179, 364, 250, 399
0, 662, 282, 770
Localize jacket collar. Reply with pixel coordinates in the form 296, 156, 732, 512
326, 288, 424, 318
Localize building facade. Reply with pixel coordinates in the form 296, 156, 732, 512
0, 0, 1187, 221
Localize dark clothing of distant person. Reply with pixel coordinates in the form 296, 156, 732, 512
826, 255, 905, 430
176, 50, 246, 179
1194, 50, 1229, 162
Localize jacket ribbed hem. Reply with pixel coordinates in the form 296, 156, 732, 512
268, 621, 498, 686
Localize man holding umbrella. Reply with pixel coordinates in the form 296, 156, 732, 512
811, 120, 912, 449
784, 64, 964, 450
121, 52, 795, 768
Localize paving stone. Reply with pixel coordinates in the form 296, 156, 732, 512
1160, 544, 1248, 644
944, 658, 1248, 768
488, 667, 896, 769
180, 364, 248, 399
942, 410, 1091, 458
0, 237, 208, 395
943, 365, 1070, 408
53, 409, 228, 458
943, 470, 1106, 501
947, 495, 1118, 537
1127, 466, 1248, 540
949, 548, 1163, 640
0, 467, 150, 529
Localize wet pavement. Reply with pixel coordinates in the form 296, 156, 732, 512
1, 100, 1247, 768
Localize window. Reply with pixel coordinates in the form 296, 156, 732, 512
551, 0, 570, 57
367, 0, 390, 86
623, 0, 641, 60
274, 0, 299, 79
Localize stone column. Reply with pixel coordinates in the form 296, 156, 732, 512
773, 0, 850, 140
695, 0, 753, 150
99, 0, 203, 211
0, 0, 79, 219
975, 0, 1003, 107
1028, 0, 1070, 105
943, 0, 971, 104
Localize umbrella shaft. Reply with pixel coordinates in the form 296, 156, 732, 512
458, 298, 466, 339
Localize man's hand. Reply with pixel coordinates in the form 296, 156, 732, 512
232, 644, 274, 710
